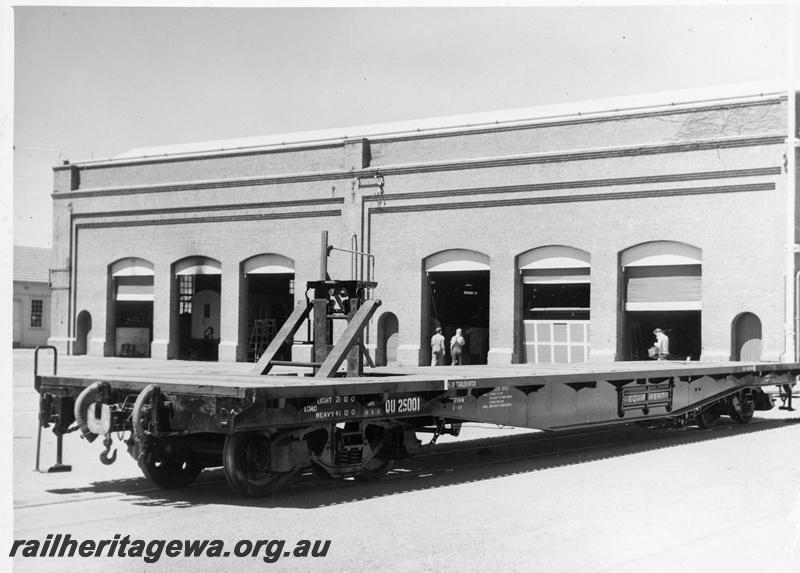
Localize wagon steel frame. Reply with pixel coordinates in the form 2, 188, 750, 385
34, 344, 800, 497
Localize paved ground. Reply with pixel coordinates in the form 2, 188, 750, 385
7, 349, 800, 572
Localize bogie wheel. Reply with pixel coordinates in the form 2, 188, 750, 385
138, 450, 202, 489
696, 410, 720, 430
730, 408, 754, 424
348, 422, 393, 481
308, 427, 338, 480
729, 392, 755, 424
310, 461, 337, 480
223, 431, 296, 498
354, 457, 393, 482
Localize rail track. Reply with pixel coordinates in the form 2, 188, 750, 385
16, 416, 797, 513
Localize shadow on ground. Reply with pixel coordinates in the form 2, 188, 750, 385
37, 417, 800, 511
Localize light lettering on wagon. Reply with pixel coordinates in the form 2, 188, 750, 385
384, 396, 422, 415
447, 380, 477, 390
314, 408, 358, 419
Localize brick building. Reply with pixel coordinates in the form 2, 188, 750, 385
47, 83, 800, 366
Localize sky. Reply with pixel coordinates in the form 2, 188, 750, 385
4, 2, 799, 249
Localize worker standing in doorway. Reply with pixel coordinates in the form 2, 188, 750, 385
431, 327, 446, 366
653, 328, 670, 360
450, 328, 465, 365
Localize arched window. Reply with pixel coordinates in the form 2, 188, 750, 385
243, 254, 295, 275
518, 246, 590, 363
109, 257, 155, 358
423, 249, 490, 365
622, 241, 702, 311
175, 256, 222, 276
620, 241, 702, 360
241, 254, 296, 362
173, 256, 222, 361
425, 249, 490, 272
112, 257, 154, 302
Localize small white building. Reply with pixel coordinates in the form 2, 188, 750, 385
13, 246, 52, 348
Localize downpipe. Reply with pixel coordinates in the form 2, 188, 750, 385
795, 270, 800, 362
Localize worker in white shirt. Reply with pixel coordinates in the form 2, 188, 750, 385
653, 328, 670, 360
450, 328, 465, 365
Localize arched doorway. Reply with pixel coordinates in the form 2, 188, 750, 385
174, 256, 221, 361
424, 249, 490, 365
242, 254, 295, 362
733, 312, 762, 361
75, 311, 92, 356
621, 241, 702, 361
518, 246, 590, 363
110, 258, 154, 358
377, 312, 399, 366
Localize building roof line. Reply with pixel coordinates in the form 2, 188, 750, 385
67, 80, 790, 167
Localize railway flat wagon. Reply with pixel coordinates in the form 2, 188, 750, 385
33, 274, 800, 498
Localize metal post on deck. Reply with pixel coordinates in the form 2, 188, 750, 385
320, 231, 329, 280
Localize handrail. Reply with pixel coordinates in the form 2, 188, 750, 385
34, 346, 58, 392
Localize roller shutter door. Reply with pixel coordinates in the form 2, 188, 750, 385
116, 276, 154, 301
625, 265, 701, 311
